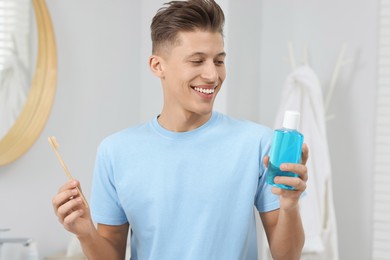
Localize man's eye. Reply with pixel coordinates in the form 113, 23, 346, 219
215, 60, 225, 66
191, 60, 203, 64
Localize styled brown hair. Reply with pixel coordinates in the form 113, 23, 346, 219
151, 0, 225, 54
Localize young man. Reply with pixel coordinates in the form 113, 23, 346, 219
52, 1, 308, 259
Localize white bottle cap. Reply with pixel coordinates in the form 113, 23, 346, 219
282, 110, 300, 130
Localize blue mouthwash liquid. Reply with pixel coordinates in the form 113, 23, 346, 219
266, 111, 304, 190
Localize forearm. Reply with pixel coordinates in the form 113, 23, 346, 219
269, 207, 304, 260
78, 228, 125, 260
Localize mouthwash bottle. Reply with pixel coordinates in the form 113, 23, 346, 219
266, 110, 304, 190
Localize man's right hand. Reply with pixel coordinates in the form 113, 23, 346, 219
52, 180, 94, 238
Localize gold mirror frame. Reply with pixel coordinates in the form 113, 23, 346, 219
0, 0, 57, 166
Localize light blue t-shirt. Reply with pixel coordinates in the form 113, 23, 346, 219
91, 112, 280, 260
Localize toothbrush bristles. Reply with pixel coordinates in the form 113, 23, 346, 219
48, 136, 59, 148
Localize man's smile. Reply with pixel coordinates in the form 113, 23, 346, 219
192, 86, 216, 94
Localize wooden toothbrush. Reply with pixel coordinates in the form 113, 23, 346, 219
48, 136, 89, 208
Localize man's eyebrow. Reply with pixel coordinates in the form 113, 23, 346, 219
216, 52, 227, 58
185, 52, 227, 59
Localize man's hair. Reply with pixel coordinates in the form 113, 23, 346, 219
151, 0, 225, 54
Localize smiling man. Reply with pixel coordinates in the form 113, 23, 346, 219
150, 29, 226, 132
52, 1, 308, 259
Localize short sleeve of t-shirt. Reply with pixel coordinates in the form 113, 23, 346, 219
90, 139, 128, 225
254, 130, 280, 213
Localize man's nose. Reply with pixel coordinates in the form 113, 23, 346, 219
201, 61, 218, 82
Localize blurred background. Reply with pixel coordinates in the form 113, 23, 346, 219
0, 0, 381, 259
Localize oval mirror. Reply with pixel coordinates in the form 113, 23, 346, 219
0, 0, 57, 166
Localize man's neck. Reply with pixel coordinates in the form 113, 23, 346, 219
157, 111, 212, 132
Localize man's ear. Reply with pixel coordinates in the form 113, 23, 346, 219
149, 55, 164, 78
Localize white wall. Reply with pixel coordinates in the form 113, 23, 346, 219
256, 1, 377, 260
0, 0, 377, 259
228, 0, 376, 259
0, 0, 143, 258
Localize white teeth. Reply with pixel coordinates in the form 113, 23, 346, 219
194, 87, 215, 94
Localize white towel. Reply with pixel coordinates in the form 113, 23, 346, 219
261, 66, 339, 260
0, 54, 29, 140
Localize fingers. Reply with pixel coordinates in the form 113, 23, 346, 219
273, 175, 307, 192
53, 180, 78, 208
280, 163, 307, 182
272, 161, 308, 192
263, 156, 269, 168
52, 180, 85, 221
56, 195, 82, 217
57, 179, 80, 194
271, 186, 304, 203
301, 143, 309, 165
58, 197, 84, 225
63, 209, 85, 226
